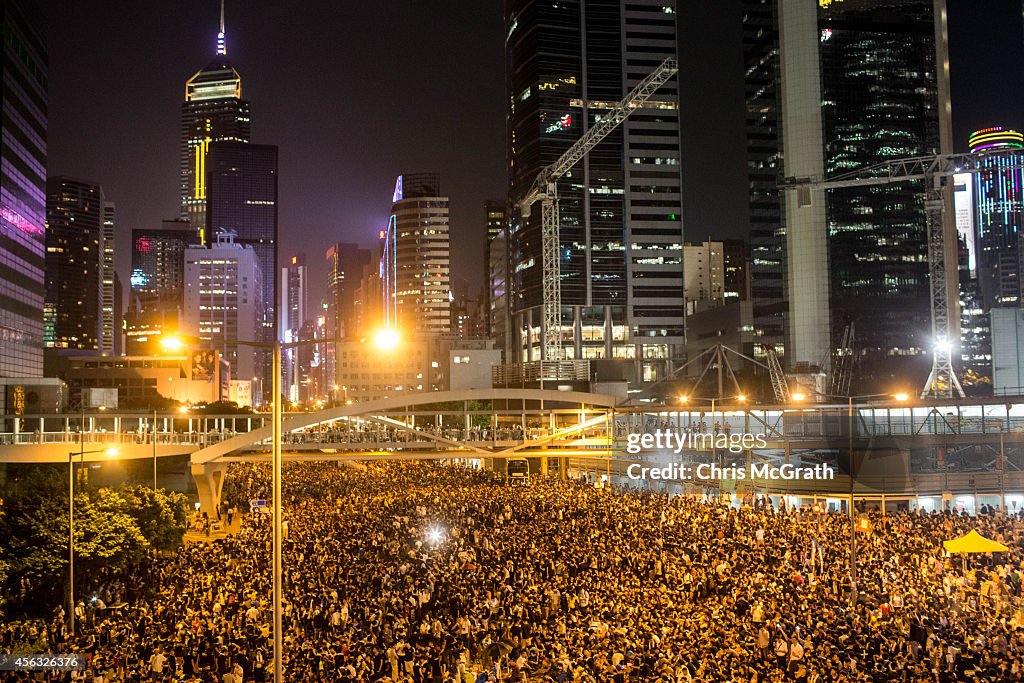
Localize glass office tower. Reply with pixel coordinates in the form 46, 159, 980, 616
969, 127, 1024, 309
44, 177, 105, 351
205, 141, 278, 348
505, 0, 684, 382
180, 18, 251, 238
743, 0, 786, 356
0, 0, 47, 377
747, 0, 950, 390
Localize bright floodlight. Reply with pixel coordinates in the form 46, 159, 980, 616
104, 447, 119, 457
678, 395, 689, 404
373, 328, 400, 351
893, 392, 910, 402
178, 406, 189, 414
935, 339, 952, 353
427, 527, 444, 544
737, 394, 747, 403
792, 392, 806, 402
160, 336, 185, 352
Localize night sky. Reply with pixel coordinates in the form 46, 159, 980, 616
44, 0, 1024, 300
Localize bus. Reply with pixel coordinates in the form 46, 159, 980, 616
507, 458, 530, 485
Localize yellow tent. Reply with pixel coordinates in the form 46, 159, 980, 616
942, 530, 1009, 554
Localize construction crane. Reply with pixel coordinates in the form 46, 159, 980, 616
517, 57, 678, 361
829, 323, 856, 398
780, 149, 1023, 399
762, 344, 791, 403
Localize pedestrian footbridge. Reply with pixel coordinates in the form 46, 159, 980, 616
2, 391, 1024, 513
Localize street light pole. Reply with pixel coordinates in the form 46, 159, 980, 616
68, 448, 76, 636
153, 407, 158, 490
160, 332, 361, 682
67, 444, 117, 638
848, 395, 857, 607
271, 340, 283, 683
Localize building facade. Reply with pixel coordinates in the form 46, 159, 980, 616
0, 0, 47, 378
483, 201, 506, 337
280, 253, 308, 402
335, 336, 496, 404
382, 173, 451, 335
326, 242, 372, 339
969, 127, 1024, 311
683, 242, 725, 311
99, 200, 116, 354
749, 0, 951, 391
126, 219, 196, 353
488, 224, 511, 357
44, 177, 106, 351
205, 141, 278, 352
183, 231, 262, 384
743, 0, 786, 357
505, 0, 684, 383
180, 14, 251, 236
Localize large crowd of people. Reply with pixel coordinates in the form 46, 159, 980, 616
5, 460, 1024, 682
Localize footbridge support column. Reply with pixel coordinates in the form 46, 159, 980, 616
191, 461, 228, 517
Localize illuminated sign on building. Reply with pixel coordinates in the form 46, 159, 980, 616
545, 114, 573, 134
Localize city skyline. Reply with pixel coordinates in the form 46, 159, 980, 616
42, 1, 1024, 301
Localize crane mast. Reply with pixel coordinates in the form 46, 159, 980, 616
780, 149, 1024, 399
517, 58, 678, 362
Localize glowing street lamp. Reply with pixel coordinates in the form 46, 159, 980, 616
159, 335, 185, 352
372, 327, 400, 351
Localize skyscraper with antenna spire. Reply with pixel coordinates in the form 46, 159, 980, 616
180, 0, 250, 240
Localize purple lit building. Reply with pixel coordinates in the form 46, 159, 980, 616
0, 0, 47, 377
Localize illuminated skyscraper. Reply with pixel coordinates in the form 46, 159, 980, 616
746, 0, 951, 390
180, 1, 251, 237
968, 127, 1024, 309
205, 141, 278, 350
505, 0, 683, 381
281, 254, 308, 401
743, 0, 785, 354
0, 0, 47, 378
183, 231, 262, 382
381, 174, 451, 335
99, 200, 116, 355
44, 177, 107, 351
483, 201, 506, 338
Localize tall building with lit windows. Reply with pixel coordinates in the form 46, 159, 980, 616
381, 174, 451, 335
183, 231, 262, 383
967, 127, 1024, 310
180, 3, 251, 237
99, 200, 116, 355
205, 141, 278, 350
505, 0, 684, 383
44, 177, 108, 351
280, 254, 308, 401
483, 201, 507, 338
746, 0, 951, 391
742, 0, 786, 356
126, 219, 195, 353
0, 0, 47, 378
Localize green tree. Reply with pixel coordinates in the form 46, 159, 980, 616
0, 467, 188, 618
104, 485, 189, 551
